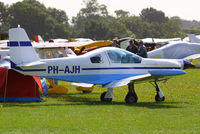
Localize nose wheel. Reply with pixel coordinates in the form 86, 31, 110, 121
153, 81, 165, 102
155, 93, 165, 102
125, 82, 138, 104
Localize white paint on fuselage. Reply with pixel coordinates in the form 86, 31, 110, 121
17, 47, 182, 78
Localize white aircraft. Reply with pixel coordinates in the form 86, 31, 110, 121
147, 41, 200, 67
187, 34, 200, 43
8, 27, 193, 103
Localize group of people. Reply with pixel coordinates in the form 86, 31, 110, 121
110, 38, 148, 58
126, 39, 148, 58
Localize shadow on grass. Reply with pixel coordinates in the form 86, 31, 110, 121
2, 93, 184, 109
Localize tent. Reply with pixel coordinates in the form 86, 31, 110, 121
0, 66, 43, 102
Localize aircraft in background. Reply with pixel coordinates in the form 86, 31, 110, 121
148, 41, 200, 59
118, 37, 200, 67
141, 37, 181, 44
8, 27, 194, 103
187, 34, 200, 43
118, 37, 181, 51
147, 41, 200, 67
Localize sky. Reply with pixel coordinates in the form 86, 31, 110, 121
1, 0, 200, 22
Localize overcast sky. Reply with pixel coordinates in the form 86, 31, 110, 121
1, 0, 200, 22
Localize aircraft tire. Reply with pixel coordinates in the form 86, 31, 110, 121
82, 90, 92, 93
100, 92, 112, 102
125, 93, 138, 104
155, 94, 165, 102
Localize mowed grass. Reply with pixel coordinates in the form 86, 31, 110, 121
0, 69, 200, 134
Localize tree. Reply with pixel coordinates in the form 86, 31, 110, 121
115, 10, 130, 18
119, 16, 143, 38
161, 19, 182, 38
8, 1, 71, 40
72, 0, 109, 38
47, 8, 69, 25
108, 18, 133, 39
0, 2, 9, 32
83, 19, 110, 40
140, 7, 168, 24
23, 0, 46, 11
80, 0, 108, 17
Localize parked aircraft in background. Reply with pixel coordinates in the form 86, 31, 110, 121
141, 37, 181, 44
118, 37, 182, 51
8, 27, 194, 103
148, 41, 200, 59
147, 41, 200, 67
75, 38, 93, 42
187, 34, 200, 43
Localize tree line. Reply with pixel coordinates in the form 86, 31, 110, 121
0, 0, 198, 41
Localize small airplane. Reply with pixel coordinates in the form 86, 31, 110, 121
8, 27, 193, 103
147, 41, 200, 67
118, 37, 181, 51
148, 41, 200, 59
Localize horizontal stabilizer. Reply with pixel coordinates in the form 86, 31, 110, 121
103, 74, 151, 88
17, 61, 45, 67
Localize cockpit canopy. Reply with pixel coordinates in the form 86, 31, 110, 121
107, 49, 142, 63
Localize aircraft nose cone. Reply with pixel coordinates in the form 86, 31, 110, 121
183, 60, 195, 69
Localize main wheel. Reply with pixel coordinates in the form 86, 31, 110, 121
125, 93, 138, 104
82, 90, 92, 93
155, 94, 165, 102
100, 92, 112, 102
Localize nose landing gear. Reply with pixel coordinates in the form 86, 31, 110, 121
153, 81, 165, 102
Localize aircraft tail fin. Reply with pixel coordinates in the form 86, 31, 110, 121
8, 27, 40, 68
35, 35, 44, 43
188, 34, 200, 43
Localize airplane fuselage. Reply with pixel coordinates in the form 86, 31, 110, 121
14, 47, 184, 85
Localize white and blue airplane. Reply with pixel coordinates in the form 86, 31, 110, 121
8, 27, 193, 103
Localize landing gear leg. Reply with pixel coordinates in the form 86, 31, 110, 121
100, 88, 114, 102
125, 82, 138, 104
154, 81, 165, 102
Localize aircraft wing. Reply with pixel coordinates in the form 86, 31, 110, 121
103, 74, 151, 88
184, 54, 200, 60
71, 82, 94, 87
76, 40, 112, 49
34, 40, 112, 49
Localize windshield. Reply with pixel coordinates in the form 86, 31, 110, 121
107, 49, 142, 63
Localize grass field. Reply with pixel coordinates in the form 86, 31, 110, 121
0, 69, 200, 134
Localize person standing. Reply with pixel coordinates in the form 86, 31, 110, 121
137, 40, 148, 58
126, 39, 138, 54
109, 38, 120, 48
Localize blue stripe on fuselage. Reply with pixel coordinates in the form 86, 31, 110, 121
10, 61, 46, 72
43, 74, 143, 85
8, 41, 32, 47
82, 67, 181, 70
